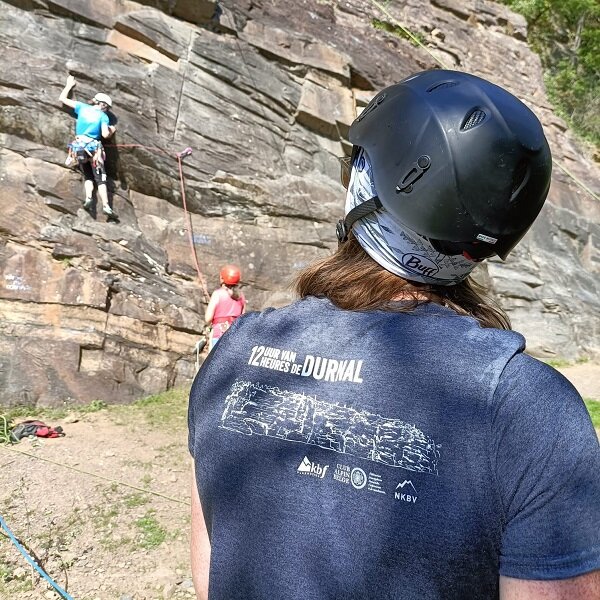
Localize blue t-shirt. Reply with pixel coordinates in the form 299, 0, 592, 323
188, 297, 600, 599
73, 101, 109, 140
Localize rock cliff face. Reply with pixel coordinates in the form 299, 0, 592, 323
0, 0, 598, 406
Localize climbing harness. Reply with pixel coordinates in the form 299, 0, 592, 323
65, 135, 104, 169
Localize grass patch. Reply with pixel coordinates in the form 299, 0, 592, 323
0, 579, 33, 596
371, 18, 426, 46
123, 387, 189, 428
2, 405, 70, 423
541, 355, 591, 369
135, 510, 167, 549
124, 493, 150, 508
584, 399, 600, 429
1, 387, 190, 439
92, 504, 120, 530
1, 399, 108, 425
542, 358, 573, 369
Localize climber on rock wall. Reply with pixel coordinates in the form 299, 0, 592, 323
59, 74, 118, 219
204, 265, 247, 352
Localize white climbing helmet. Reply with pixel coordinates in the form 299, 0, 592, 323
93, 92, 112, 107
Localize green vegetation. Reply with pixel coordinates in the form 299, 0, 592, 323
0, 388, 189, 444
0, 564, 11, 583
124, 493, 150, 508
498, 0, 599, 147
135, 510, 167, 549
2, 399, 107, 425
542, 355, 591, 368
0, 564, 32, 596
542, 357, 573, 368
584, 399, 600, 429
127, 387, 189, 427
371, 18, 427, 47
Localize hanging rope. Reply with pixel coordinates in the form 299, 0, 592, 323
553, 159, 599, 202
176, 148, 210, 301
103, 142, 211, 300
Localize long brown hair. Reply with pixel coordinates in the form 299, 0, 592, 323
294, 233, 510, 330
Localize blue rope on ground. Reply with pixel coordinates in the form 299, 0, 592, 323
0, 514, 75, 600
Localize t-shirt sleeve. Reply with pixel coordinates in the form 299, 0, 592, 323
492, 353, 600, 580
73, 101, 82, 115
100, 113, 109, 127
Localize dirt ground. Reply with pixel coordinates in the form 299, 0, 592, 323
1, 363, 599, 600
0, 396, 192, 600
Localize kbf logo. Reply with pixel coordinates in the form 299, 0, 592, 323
297, 456, 329, 479
401, 254, 439, 278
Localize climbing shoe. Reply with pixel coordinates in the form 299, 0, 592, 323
103, 205, 117, 218
83, 197, 93, 210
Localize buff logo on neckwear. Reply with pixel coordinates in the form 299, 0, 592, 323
345, 149, 477, 285
401, 254, 440, 278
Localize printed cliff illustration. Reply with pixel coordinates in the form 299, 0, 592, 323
220, 380, 441, 474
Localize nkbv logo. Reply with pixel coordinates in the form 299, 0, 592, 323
395, 480, 418, 504
297, 456, 329, 479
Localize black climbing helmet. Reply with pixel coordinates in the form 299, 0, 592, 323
343, 69, 552, 260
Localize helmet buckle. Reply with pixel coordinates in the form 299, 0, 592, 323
336, 219, 349, 243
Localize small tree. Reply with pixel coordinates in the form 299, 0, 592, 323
499, 0, 599, 147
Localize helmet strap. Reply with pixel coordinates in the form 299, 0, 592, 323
336, 196, 383, 243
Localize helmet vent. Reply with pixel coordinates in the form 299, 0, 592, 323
426, 81, 459, 93
510, 160, 530, 202
461, 109, 486, 130
356, 92, 387, 122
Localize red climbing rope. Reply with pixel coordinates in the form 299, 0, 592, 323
104, 142, 211, 302
176, 148, 210, 302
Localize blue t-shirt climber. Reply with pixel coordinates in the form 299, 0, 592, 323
58, 75, 117, 218
73, 101, 109, 140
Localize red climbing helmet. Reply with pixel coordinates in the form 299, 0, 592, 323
220, 265, 241, 285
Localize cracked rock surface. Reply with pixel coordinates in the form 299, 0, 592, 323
0, 0, 598, 405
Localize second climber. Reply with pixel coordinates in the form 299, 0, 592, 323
205, 265, 246, 351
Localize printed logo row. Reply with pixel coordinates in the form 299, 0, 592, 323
297, 456, 418, 504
